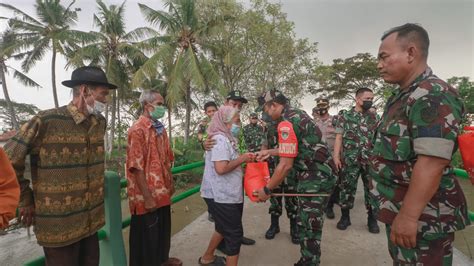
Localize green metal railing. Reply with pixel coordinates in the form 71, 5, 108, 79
23, 165, 473, 266
24, 161, 205, 266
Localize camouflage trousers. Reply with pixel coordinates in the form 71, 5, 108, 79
295, 166, 336, 265
338, 162, 372, 210
385, 224, 455, 265
268, 179, 298, 219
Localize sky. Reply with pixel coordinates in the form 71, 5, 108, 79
0, 0, 473, 118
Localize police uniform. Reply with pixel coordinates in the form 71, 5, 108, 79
369, 68, 470, 265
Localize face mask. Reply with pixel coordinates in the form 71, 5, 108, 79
93, 100, 106, 114
150, 105, 166, 120
230, 123, 240, 137
82, 93, 95, 115
262, 112, 272, 123
318, 108, 328, 115
362, 101, 373, 111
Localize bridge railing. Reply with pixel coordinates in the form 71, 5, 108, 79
23, 164, 473, 266
24, 161, 205, 266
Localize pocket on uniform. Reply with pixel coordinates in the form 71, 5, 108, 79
375, 124, 412, 161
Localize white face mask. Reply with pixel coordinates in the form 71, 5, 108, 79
93, 100, 106, 115
83, 93, 105, 115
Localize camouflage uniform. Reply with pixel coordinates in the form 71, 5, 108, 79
197, 117, 210, 148
279, 105, 336, 265
369, 68, 471, 265
243, 123, 265, 153
263, 120, 298, 219
335, 107, 378, 211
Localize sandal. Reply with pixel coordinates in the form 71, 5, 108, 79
198, 255, 226, 265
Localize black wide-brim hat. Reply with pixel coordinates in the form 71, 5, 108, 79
62, 66, 117, 89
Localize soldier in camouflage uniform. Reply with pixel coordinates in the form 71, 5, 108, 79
255, 90, 336, 266
371, 23, 470, 265
313, 98, 339, 219
261, 112, 299, 243
333, 87, 380, 233
243, 113, 265, 152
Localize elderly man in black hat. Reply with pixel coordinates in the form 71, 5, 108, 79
4, 66, 116, 266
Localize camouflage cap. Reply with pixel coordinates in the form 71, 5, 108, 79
226, 90, 248, 103
256, 89, 288, 112
315, 97, 329, 108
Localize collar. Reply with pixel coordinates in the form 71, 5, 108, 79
406, 67, 433, 91
139, 115, 154, 128
67, 102, 88, 125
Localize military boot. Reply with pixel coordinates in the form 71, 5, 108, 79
325, 204, 335, 219
290, 218, 299, 244
336, 209, 351, 230
367, 209, 380, 234
265, 215, 280, 239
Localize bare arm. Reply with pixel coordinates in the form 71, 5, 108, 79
333, 133, 343, 170
214, 153, 253, 175
129, 168, 156, 210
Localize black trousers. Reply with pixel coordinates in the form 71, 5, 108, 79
43, 233, 99, 266
129, 205, 171, 266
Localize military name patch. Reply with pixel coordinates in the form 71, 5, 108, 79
279, 143, 297, 154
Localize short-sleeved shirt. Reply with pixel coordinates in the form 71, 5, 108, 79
369, 67, 470, 233
201, 134, 243, 204
334, 107, 378, 164
314, 115, 336, 153
126, 116, 174, 215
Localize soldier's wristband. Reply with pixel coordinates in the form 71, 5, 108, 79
263, 186, 272, 196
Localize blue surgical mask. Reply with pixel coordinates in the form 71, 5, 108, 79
230, 123, 240, 137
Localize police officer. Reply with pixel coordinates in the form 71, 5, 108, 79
371, 23, 470, 265
243, 113, 265, 152
255, 89, 336, 266
260, 111, 299, 244
333, 88, 379, 233
314, 98, 339, 219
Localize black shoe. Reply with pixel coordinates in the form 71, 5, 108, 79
336, 209, 351, 230
325, 206, 335, 219
241, 236, 256, 245
265, 215, 280, 240
367, 210, 380, 234
290, 218, 299, 244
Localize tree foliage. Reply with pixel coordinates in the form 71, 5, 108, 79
0, 0, 95, 108
0, 99, 40, 130
447, 76, 474, 115
311, 53, 394, 107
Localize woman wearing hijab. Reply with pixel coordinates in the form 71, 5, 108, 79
199, 106, 254, 266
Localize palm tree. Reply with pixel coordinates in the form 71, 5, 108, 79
0, 0, 94, 108
134, 0, 224, 144
67, 0, 153, 156
0, 29, 41, 130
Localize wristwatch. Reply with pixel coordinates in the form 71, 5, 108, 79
263, 186, 271, 196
